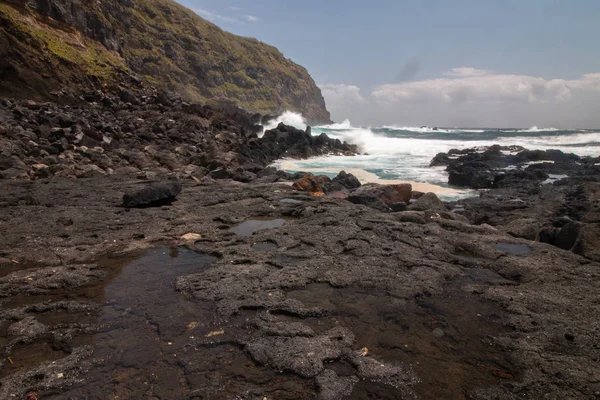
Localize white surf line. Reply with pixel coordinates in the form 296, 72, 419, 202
276, 160, 470, 197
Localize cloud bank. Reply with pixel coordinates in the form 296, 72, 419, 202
320, 69, 600, 128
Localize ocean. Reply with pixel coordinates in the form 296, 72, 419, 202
265, 112, 600, 200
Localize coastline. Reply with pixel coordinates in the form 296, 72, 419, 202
276, 159, 474, 199
0, 97, 599, 399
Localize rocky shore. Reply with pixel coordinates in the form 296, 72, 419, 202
1, 98, 599, 399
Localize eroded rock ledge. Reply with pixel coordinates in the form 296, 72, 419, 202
431, 145, 600, 261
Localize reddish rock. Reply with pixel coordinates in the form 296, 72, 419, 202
314, 175, 332, 186
292, 174, 325, 196
351, 183, 412, 207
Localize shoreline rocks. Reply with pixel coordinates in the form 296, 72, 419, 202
0, 97, 358, 184
432, 145, 600, 261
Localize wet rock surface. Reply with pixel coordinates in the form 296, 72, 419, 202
436, 145, 600, 261
0, 176, 598, 399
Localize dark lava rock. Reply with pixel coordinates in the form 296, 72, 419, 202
408, 192, 447, 212
332, 170, 361, 189
208, 168, 234, 180
347, 192, 390, 213
556, 221, 600, 261
122, 182, 182, 208
505, 218, 540, 240
437, 145, 593, 190
350, 183, 412, 208
390, 202, 408, 212
246, 123, 358, 164
316, 369, 358, 400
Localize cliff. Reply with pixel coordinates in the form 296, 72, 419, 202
0, 0, 331, 123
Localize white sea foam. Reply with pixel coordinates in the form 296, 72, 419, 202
519, 126, 561, 132
316, 119, 353, 130
380, 126, 485, 133
261, 111, 307, 136
265, 112, 600, 195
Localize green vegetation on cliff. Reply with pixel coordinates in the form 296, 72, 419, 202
0, 0, 330, 123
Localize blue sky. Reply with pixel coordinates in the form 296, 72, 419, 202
178, 0, 600, 127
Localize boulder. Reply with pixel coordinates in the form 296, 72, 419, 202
0, 155, 27, 179
119, 90, 140, 105
351, 183, 412, 207
556, 222, 600, 261
122, 181, 182, 208
408, 192, 447, 212
332, 171, 361, 189
390, 202, 408, 212
347, 193, 389, 213
209, 168, 234, 180
293, 174, 325, 196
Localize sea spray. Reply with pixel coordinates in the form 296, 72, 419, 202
265, 111, 600, 197
261, 111, 307, 136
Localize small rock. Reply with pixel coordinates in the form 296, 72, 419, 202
408, 192, 447, 212
122, 182, 182, 208
293, 174, 325, 196
208, 168, 233, 180
347, 192, 390, 212
432, 328, 444, 338
181, 233, 202, 243
332, 170, 361, 189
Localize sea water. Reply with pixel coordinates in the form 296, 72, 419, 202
266, 112, 600, 200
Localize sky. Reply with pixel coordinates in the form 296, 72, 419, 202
178, 0, 600, 128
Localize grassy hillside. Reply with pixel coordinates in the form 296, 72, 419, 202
0, 0, 330, 123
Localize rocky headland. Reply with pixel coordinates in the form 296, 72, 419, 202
0, 0, 331, 123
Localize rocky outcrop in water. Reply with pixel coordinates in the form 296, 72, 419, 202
434, 145, 600, 261
431, 144, 595, 189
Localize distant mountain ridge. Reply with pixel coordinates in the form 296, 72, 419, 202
0, 0, 331, 123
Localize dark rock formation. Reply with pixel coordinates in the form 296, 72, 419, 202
437, 146, 600, 261
122, 182, 182, 208
332, 170, 361, 190
247, 123, 357, 163
347, 192, 390, 212
408, 192, 447, 212
434, 145, 595, 190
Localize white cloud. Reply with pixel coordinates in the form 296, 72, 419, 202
194, 8, 239, 24
320, 84, 365, 104
245, 15, 259, 22
321, 69, 600, 128
443, 67, 491, 77
372, 74, 577, 104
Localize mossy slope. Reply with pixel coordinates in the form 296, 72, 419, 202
0, 0, 330, 123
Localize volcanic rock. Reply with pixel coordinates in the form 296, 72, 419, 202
122, 182, 182, 208
408, 192, 447, 212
